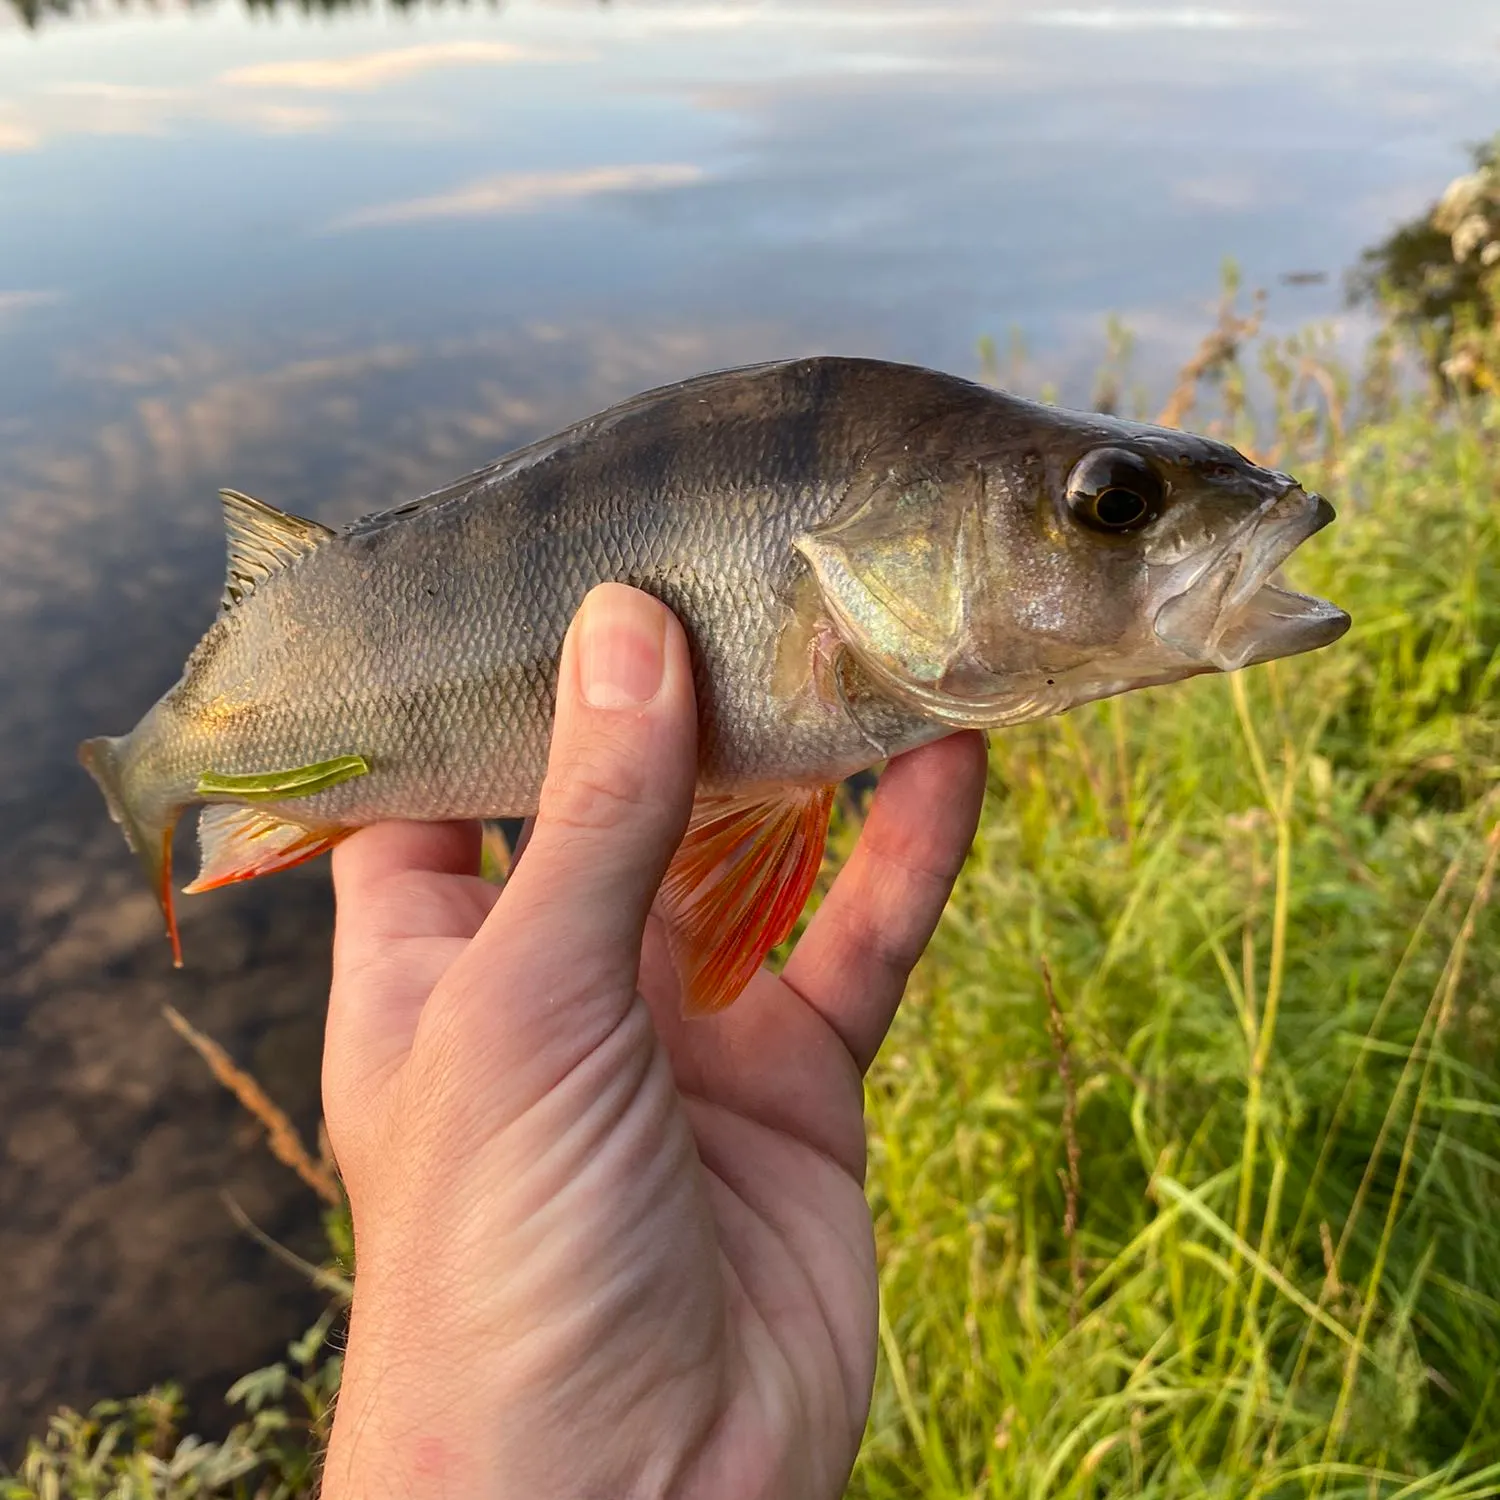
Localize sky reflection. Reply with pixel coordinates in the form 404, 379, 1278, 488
2, 0, 1496, 425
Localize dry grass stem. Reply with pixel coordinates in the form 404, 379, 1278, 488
1043, 958, 1085, 1327
161, 1003, 342, 1207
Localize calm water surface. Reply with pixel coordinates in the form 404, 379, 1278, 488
1, 0, 1496, 1451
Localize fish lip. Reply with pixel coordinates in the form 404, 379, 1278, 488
1202, 490, 1349, 669
1214, 581, 1351, 669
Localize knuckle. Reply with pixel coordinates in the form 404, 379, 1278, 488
538, 732, 653, 836
833, 900, 921, 986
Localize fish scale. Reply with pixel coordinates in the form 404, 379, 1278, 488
80, 356, 1348, 1009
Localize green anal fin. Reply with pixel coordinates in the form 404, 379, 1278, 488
195, 754, 369, 804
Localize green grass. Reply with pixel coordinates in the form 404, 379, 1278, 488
851, 390, 1500, 1497
7, 346, 1500, 1498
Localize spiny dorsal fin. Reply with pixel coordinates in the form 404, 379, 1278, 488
219, 488, 335, 611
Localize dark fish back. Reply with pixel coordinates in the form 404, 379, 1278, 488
345, 356, 998, 546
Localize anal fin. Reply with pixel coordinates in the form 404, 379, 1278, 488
184, 805, 349, 894
659, 785, 836, 1016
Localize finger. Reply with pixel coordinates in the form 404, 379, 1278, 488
333, 820, 488, 947
430, 584, 697, 1077
641, 933, 872, 1179
509, 815, 536, 871
781, 731, 988, 1072
325, 820, 497, 1107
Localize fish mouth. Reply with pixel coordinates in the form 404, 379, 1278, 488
1155, 490, 1350, 672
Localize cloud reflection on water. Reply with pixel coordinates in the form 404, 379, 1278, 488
0, 81, 339, 151
0, 288, 62, 318
220, 39, 564, 91
1022, 7, 1289, 28
326, 162, 708, 230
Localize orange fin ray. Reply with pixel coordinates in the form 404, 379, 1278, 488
185, 805, 349, 894
659, 785, 836, 1016
159, 827, 183, 967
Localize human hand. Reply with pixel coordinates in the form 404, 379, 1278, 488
319, 583, 987, 1500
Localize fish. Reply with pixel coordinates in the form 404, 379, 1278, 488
79, 356, 1350, 1012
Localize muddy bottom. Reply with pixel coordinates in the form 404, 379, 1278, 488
0, 801, 334, 1459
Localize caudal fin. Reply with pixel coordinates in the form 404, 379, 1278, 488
78, 735, 183, 967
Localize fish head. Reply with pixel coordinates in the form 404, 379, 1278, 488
796, 409, 1350, 729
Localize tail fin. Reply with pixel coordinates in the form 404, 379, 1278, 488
78, 735, 183, 967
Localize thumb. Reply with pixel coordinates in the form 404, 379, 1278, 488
421, 583, 698, 1096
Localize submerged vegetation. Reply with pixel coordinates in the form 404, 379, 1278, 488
6, 174, 1500, 1497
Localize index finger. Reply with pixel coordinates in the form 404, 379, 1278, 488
779, 731, 988, 1073
332, 819, 493, 954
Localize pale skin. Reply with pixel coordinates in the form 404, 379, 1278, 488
319, 582, 988, 1500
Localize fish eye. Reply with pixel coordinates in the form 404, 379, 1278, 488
1093, 487, 1149, 528
1066, 448, 1164, 533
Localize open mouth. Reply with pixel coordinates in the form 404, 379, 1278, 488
1211, 576, 1351, 670
1156, 490, 1351, 673
1207, 492, 1350, 670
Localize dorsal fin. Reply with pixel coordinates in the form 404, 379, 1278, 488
219, 488, 335, 610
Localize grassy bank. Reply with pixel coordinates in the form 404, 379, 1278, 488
851, 384, 1500, 1495
7, 328, 1499, 1495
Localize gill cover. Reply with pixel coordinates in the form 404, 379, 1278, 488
794, 467, 1034, 728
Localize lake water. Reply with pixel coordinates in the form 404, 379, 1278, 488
1, 0, 1496, 1454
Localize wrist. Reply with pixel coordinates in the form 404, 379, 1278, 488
321, 1285, 502, 1500
320, 1272, 722, 1500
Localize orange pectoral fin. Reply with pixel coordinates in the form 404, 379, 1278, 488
658, 784, 837, 1016
184, 805, 350, 894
